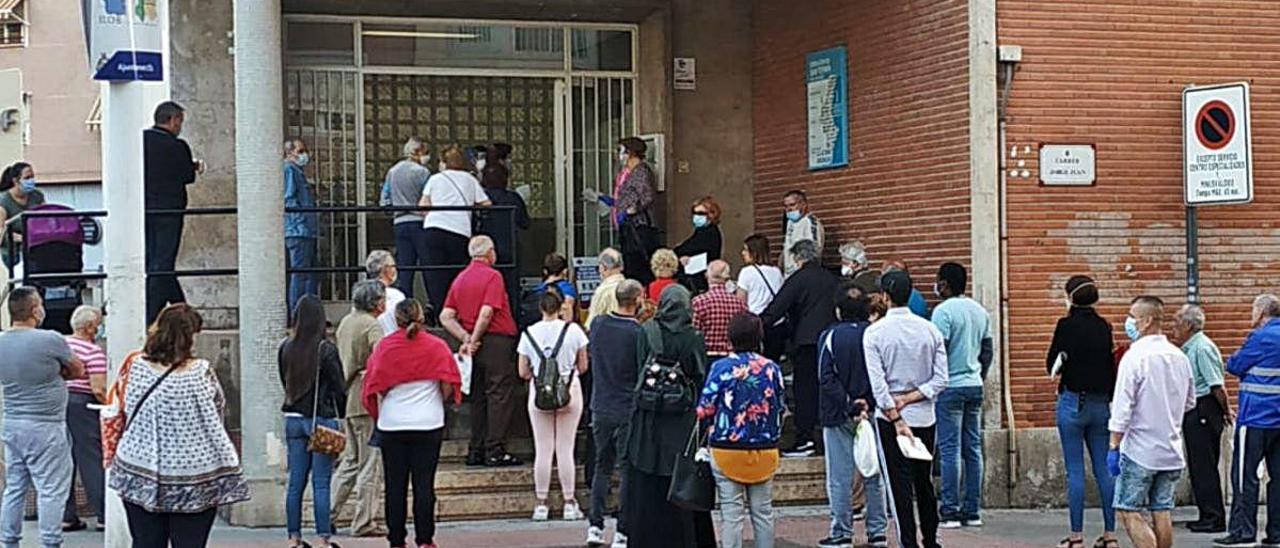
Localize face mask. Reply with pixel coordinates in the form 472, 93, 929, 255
786, 211, 801, 222
475, 158, 486, 171
95, 323, 105, 341
438, 161, 448, 172
417, 154, 431, 167
294, 153, 310, 167
840, 265, 853, 277
618, 148, 629, 163
1124, 317, 1141, 341
934, 283, 944, 299
19, 178, 35, 193
692, 214, 709, 228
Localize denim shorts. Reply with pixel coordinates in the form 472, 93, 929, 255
1113, 454, 1181, 512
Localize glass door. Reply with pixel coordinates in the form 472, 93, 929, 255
565, 76, 636, 259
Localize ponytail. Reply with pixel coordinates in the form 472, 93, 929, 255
394, 299, 425, 339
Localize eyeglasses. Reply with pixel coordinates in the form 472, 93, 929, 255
692, 209, 710, 215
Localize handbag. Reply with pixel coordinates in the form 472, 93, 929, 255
100, 352, 174, 468
667, 422, 716, 512
306, 344, 347, 458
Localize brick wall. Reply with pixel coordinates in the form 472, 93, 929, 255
1000, 0, 1280, 426
752, 0, 971, 278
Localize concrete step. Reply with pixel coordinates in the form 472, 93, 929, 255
317, 455, 826, 525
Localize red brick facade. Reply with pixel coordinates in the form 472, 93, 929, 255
1000, 0, 1280, 426
752, 0, 972, 276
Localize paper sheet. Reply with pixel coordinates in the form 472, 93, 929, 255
897, 435, 933, 461
683, 253, 708, 275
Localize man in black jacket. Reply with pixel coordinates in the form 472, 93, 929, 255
762, 238, 839, 457
143, 101, 198, 323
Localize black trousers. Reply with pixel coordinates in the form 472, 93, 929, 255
589, 414, 630, 531
619, 223, 656, 286
1184, 394, 1226, 526
422, 228, 470, 319
63, 392, 105, 523
1227, 425, 1280, 540
791, 344, 819, 444
878, 419, 940, 548
123, 501, 217, 548
145, 215, 186, 324
381, 428, 445, 547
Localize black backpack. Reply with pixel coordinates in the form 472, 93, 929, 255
518, 287, 545, 330
635, 324, 696, 414
524, 322, 574, 411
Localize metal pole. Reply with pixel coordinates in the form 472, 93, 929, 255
101, 80, 148, 548
1186, 206, 1200, 305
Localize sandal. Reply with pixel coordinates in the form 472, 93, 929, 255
1092, 537, 1119, 548
1057, 538, 1084, 548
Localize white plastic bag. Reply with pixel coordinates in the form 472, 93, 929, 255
854, 418, 880, 478
454, 353, 473, 396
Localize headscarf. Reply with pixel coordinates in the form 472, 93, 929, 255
656, 284, 694, 334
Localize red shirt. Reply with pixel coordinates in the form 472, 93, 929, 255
444, 260, 517, 337
648, 278, 677, 303
693, 283, 748, 355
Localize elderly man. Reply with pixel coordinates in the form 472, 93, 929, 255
441, 235, 522, 467
284, 138, 319, 314
144, 101, 200, 323
1215, 295, 1280, 548
865, 270, 948, 548
782, 190, 824, 277
1108, 296, 1194, 548
384, 137, 432, 298
330, 280, 387, 537
839, 241, 881, 296
1174, 304, 1231, 534
692, 260, 748, 365
0, 287, 83, 548
763, 239, 840, 457
61, 306, 107, 532
586, 247, 626, 328
366, 250, 405, 335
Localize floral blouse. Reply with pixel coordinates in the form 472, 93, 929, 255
696, 352, 785, 449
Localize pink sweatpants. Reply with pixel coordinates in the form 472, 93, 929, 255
527, 379, 584, 501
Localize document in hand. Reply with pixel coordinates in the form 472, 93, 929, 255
683, 253, 708, 275
897, 435, 933, 461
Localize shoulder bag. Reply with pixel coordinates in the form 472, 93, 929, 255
307, 342, 347, 458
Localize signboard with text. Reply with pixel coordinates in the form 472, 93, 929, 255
86, 0, 165, 81
1184, 82, 1251, 205
806, 46, 848, 170
1039, 144, 1096, 186
572, 256, 600, 305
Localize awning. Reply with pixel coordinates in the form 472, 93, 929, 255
85, 91, 101, 131
0, 0, 22, 17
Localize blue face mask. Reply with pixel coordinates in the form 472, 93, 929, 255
1124, 316, 1141, 341
19, 178, 35, 193
294, 153, 310, 167
786, 211, 801, 222
692, 214, 709, 228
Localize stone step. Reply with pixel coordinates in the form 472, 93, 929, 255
316, 456, 827, 525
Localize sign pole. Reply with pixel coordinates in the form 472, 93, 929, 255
1186, 205, 1199, 305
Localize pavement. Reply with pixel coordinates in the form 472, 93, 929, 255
38, 506, 1243, 547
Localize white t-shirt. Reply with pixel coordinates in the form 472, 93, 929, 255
516, 319, 589, 378
736, 264, 784, 315
378, 286, 407, 335
377, 380, 445, 431
422, 170, 489, 237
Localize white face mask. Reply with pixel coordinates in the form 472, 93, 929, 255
438, 161, 448, 172
618, 148, 629, 163
840, 265, 853, 277
475, 158, 486, 171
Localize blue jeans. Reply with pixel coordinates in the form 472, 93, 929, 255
286, 237, 319, 314
823, 419, 887, 540
393, 222, 430, 299
285, 415, 339, 540
937, 385, 984, 522
1113, 454, 1180, 512
0, 419, 72, 548
1056, 391, 1116, 534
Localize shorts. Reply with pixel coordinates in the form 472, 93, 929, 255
1113, 454, 1181, 512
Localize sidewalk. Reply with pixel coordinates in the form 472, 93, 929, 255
43, 506, 1235, 547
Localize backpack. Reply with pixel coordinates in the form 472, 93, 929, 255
525, 322, 574, 411
635, 324, 696, 414
518, 287, 545, 329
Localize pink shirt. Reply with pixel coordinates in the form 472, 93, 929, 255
64, 336, 107, 396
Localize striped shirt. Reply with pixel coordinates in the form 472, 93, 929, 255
64, 336, 107, 396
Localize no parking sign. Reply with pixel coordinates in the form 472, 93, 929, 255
1184, 83, 1252, 206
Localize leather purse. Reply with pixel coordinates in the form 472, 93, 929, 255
668, 422, 716, 512
306, 346, 347, 458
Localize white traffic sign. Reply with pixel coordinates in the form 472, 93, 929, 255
1184, 82, 1251, 205
86, 0, 165, 81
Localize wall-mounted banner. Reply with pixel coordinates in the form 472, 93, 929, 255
805, 46, 848, 170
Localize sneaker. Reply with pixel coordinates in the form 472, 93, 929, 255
532, 504, 550, 521
586, 526, 606, 547
782, 440, 816, 458
1213, 535, 1258, 547
486, 452, 524, 467
867, 536, 889, 548
611, 532, 628, 548
964, 518, 984, 527
817, 536, 853, 548
563, 502, 585, 521
851, 506, 865, 521
939, 520, 962, 529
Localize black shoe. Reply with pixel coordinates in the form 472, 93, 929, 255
867, 536, 888, 548
1262, 538, 1280, 548
1191, 522, 1228, 534
851, 505, 865, 521
781, 440, 815, 457
816, 536, 852, 548
486, 452, 523, 467
61, 520, 87, 532
1213, 535, 1258, 547
465, 451, 486, 467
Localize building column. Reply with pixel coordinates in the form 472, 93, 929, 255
228, 0, 287, 526
968, 0, 1002, 429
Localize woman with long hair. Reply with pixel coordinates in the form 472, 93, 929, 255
0, 161, 46, 263
1047, 275, 1119, 548
109, 304, 249, 548
362, 299, 462, 548
279, 295, 347, 548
